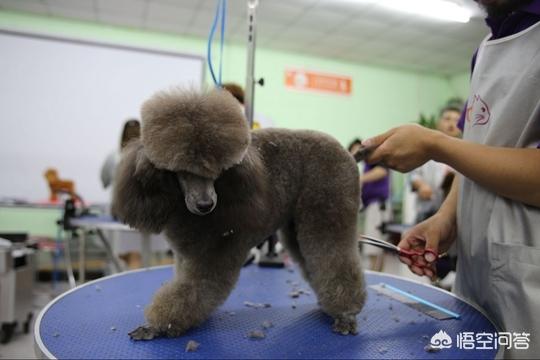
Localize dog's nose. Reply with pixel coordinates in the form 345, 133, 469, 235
196, 200, 214, 213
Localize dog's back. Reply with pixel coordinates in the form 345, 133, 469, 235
251, 128, 360, 221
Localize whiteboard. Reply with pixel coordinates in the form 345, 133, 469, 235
0, 30, 204, 203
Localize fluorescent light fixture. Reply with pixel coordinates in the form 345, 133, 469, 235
380, 0, 471, 23
343, 0, 471, 23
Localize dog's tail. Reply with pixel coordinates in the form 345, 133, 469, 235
353, 146, 371, 163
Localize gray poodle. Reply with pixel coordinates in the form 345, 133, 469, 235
112, 88, 366, 340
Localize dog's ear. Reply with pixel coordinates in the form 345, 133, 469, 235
112, 140, 179, 234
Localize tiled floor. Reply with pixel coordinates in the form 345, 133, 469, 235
1, 327, 37, 359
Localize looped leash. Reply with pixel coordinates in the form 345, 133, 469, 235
208, 0, 227, 87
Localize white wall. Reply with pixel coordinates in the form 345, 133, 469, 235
0, 30, 204, 203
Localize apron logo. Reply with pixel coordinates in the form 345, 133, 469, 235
466, 95, 491, 126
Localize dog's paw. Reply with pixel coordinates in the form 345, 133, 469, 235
332, 314, 358, 336
128, 325, 163, 341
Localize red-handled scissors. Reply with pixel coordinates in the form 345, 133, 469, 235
359, 234, 444, 261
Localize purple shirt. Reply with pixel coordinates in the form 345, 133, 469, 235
361, 163, 390, 207
458, 1, 540, 136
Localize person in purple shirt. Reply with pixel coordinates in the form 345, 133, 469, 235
348, 139, 390, 271
361, 1, 540, 357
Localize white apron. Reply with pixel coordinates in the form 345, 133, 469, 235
455, 21, 540, 359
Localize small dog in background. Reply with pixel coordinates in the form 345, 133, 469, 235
112, 88, 366, 340
44, 168, 76, 202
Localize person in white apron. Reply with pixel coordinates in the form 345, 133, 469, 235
360, 1, 540, 357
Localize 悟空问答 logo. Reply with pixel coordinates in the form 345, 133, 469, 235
430, 330, 453, 349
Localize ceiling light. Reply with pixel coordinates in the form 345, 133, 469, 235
344, 0, 471, 23
380, 0, 470, 23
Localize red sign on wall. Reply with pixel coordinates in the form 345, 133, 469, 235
285, 69, 352, 95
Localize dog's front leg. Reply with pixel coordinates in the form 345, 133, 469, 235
129, 246, 246, 340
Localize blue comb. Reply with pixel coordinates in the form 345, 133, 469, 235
370, 283, 460, 320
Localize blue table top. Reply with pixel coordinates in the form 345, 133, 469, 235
69, 215, 131, 231
35, 265, 498, 359
70, 215, 119, 225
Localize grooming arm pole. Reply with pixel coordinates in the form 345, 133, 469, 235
245, 0, 258, 128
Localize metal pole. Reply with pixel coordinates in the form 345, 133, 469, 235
79, 231, 86, 283
245, 0, 258, 129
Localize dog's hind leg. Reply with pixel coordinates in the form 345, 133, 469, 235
279, 221, 311, 281
294, 218, 366, 335
129, 241, 249, 340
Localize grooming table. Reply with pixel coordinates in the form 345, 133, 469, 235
69, 216, 152, 282
35, 266, 498, 359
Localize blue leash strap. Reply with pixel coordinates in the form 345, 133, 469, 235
219, 0, 227, 86
208, 0, 227, 87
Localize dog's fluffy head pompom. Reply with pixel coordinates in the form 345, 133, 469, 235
141, 88, 250, 179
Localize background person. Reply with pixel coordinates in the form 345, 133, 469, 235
101, 119, 140, 189
101, 119, 170, 269
348, 138, 391, 271
410, 104, 462, 223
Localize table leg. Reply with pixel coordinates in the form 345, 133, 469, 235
96, 229, 123, 273
79, 231, 86, 283
141, 233, 151, 268
63, 231, 77, 289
